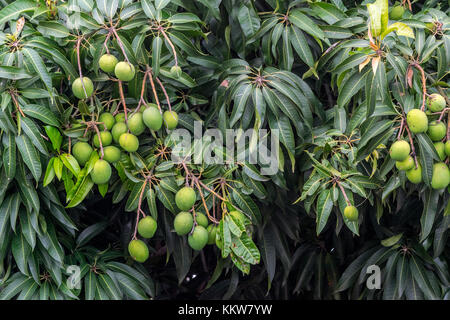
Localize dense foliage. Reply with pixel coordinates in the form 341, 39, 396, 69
0, 0, 449, 300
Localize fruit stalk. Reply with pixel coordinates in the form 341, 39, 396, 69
411, 62, 427, 111
111, 27, 130, 63
336, 180, 351, 207
158, 26, 178, 66
155, 76, 172, 112
181, 162, 221, 224
103, 32, 111, 54
92, 123, 105, 159
133, 177, 149, 240
118, 80, 129, 124
10, 91, 25, 117
76, 36, 89, 99
147, 69, 162, 113
136, 71, 148, 112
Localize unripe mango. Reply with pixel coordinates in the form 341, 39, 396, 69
99, 54, 118, 73
445, 141, 450, 156
119, 133, 139, 152
207, 225, 217, 245
195, 213, 209, 228
229, 210, 245, 225
389, 5, 405, 20
114, 61, 135, 81
431, 162, 450, 189
72, 77, 93, 99
112, 122, 128, 143
434, 142, 446, 161
427, 93, 446, 112
90, 159, 112, 184
143, 106, 163, 131
72, 142, 93, 166
175, 187, 196, 211
390, 140, 410, 161
427, 121, 446, 141
407, 109, 428, 133
103, 145, 121, 163
188, 225, 208, 251
99, 112, 115, 130
174, 211, 194, 236
128, 112, 145, 136
138, 216, 157, 239
406, 163, 422, 184
396, 156, 414, 171
163, 111, 178, 130
93, 131, 112, 148
344, 205, 358, 221
128, 239, 149, 263
115, 113, 126, 123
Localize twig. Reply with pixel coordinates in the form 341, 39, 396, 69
336, 180, 351, 206
158, 27, 178, 66
76, 36, 88, 98
147, 69, 162, 113
155, 76, 172, 112
118, 80, 128, 125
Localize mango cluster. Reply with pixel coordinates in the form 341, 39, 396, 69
71, 53, 181, 186
172, 187, 218, 251
391, 94, 450, 189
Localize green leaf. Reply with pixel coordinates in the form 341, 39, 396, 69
22, 105, 60, 127
37, 21, 71, 38
12, 232, 31, 275
66, 176, 94, 208
15, 134, 41, 182
420, 189, 439, 242
22, 47, 53, 95
381, 22, 414, 39
0, 66, 32, 80
96, 0, 119, 19
316, 189, 333, 235
98, 273, 122, 300
155, 0, 170, 10
237, 3, 260, 38
151, 36, 162, 77
230, 232, 260, 265
85, 272, 97, 300
0, 0, 36, 25
337, 70, 370, 108
381, 233, 403, 247
290, 26, 314, 68
288, 9, 325, 41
